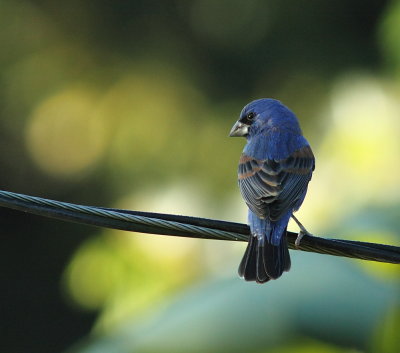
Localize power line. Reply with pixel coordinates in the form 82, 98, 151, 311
0, 190, 399, 264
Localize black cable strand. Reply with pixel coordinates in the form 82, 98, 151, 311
0, 190, 399, 264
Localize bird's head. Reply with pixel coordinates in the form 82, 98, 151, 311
229, 98, 301, 138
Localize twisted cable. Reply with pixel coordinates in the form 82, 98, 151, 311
0, 190, 399, 264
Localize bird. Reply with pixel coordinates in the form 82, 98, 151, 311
229, 98, 315, 283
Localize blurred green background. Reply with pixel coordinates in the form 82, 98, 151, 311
1, 1, 400, 352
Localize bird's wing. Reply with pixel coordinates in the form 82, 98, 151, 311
238, 145, 314, 221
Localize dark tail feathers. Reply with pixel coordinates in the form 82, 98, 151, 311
238, 230, 291, 283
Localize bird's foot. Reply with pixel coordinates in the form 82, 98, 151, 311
294, 230, 309, 247
291, 215, 312, 248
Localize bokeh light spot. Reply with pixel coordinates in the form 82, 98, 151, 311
26, 86, 108, 178
64, 238, 122, 310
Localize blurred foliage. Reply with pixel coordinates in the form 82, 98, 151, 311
66, 253, 398, 353
0, 1, 399, 353
371, 305, 400, 353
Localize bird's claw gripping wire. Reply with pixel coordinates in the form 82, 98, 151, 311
291, 214, 313, 247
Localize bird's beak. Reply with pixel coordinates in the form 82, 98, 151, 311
229, 121, 248, 137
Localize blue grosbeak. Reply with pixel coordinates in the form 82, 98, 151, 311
230, 99, 315, 283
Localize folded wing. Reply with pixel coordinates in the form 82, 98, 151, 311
238, 145, 315, 221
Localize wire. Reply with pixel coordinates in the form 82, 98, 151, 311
0, 190, 399, 264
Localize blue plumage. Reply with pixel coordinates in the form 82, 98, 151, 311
230, 99, 315, 283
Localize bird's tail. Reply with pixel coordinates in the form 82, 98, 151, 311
238, 227, 291, 283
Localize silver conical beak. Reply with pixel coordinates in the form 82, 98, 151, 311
229, 121, 248, 137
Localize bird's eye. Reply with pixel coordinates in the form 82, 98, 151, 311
239, 112, 256, 124
246, 112, 255, 121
